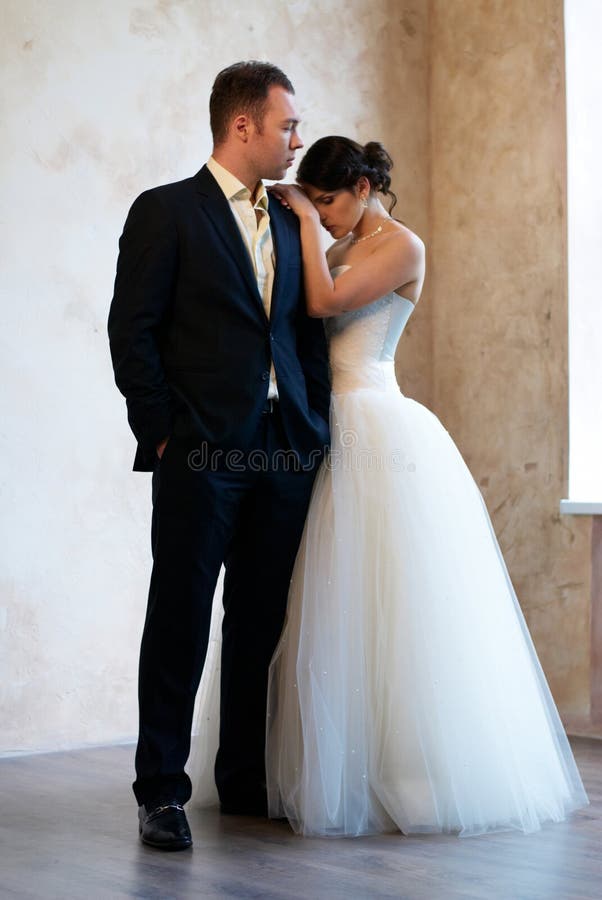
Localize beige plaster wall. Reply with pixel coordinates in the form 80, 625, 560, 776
3, 0, 591, 752
388, 2, 432, 406
428, 0, 592, 722
0, 0, 430, 753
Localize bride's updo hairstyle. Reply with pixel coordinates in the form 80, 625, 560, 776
297, 136, 397, 213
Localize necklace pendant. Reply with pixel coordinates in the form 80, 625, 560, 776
350, 219, 389, 245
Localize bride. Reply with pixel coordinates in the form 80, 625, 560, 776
191, 136, 588, 838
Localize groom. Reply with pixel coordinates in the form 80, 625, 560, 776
108, 61, 330, 850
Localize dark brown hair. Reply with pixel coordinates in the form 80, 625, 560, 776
210, 61, 294, 145
297, 136, 397, 213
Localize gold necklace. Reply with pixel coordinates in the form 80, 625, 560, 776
350, 217, 391, 245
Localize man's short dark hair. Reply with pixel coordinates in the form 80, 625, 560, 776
210, 61, 294, 145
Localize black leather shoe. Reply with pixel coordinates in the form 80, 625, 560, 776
138, 802, 193, 851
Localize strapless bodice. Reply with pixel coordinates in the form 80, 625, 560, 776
326, 265, 414, 393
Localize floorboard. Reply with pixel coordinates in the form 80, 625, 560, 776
1, 739, 601, 899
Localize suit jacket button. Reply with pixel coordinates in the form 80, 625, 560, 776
261, 371, 269, 381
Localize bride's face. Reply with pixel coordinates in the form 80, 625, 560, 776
300, 182, 363, 239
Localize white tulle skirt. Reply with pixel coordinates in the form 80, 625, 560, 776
264, 374, 588, 837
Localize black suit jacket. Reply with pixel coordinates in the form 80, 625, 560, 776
108, 166, 331, 471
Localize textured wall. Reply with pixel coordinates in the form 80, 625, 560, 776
387, 2, 432, 405
428, 0, 592, 721
2, 0, 592, 753
0, 0, 430, 753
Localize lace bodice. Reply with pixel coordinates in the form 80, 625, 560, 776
326, 265, 414, 393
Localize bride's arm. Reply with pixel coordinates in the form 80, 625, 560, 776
270, 184, 424, 317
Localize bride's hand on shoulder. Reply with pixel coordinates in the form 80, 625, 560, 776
268, 183, 318, 221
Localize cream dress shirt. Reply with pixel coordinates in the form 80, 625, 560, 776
206, 156, 278, 400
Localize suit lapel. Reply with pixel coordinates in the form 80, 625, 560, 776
194, 166, 265, 317
268, 196, 291, 322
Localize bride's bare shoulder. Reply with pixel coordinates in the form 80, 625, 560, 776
386, 220, 425, 253
326, 235, 352, 268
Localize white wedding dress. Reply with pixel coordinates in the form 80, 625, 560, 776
191, 266, 588, 837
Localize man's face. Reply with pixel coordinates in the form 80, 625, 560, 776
248, 86, 304, 181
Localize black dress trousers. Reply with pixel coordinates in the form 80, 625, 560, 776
133, 403, 318, 808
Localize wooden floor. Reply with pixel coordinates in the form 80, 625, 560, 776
1, 739, 601, 900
